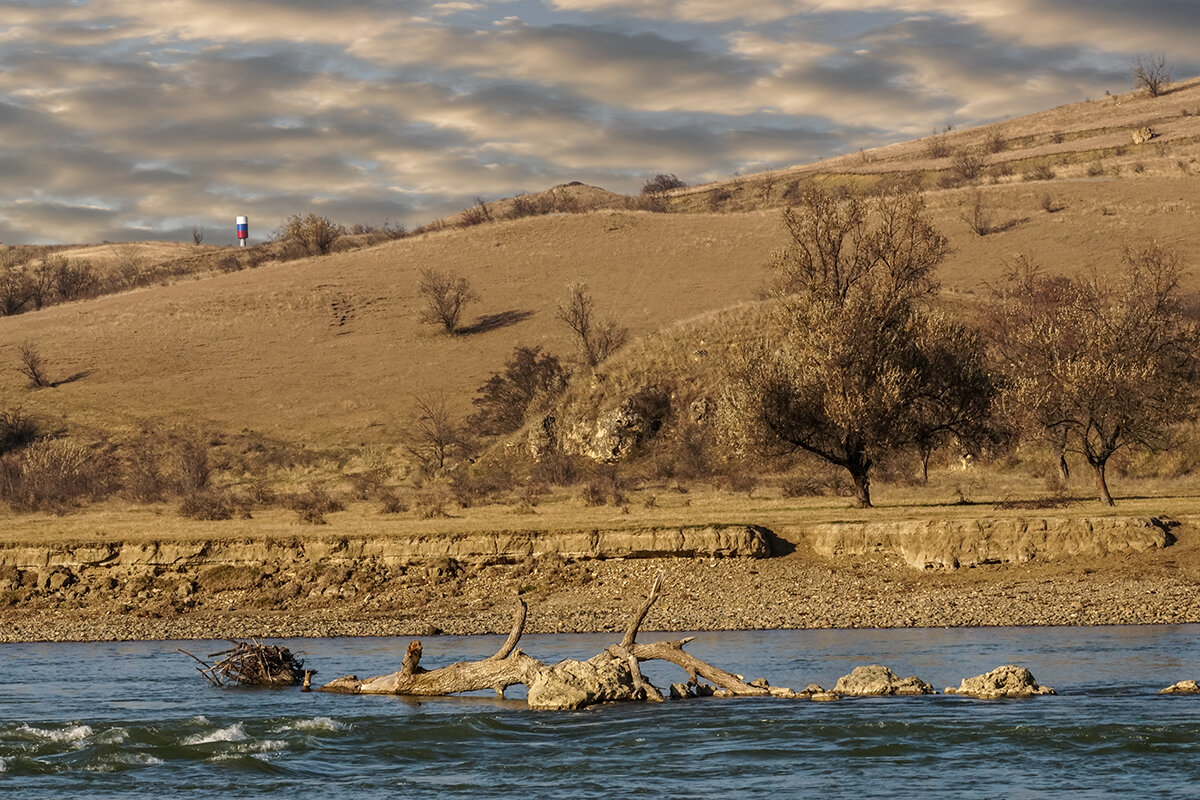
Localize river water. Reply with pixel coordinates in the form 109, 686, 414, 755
4, 625, 1200, 798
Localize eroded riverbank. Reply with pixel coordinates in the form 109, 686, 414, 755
2, 514, 1197, 642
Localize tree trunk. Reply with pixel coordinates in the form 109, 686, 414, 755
1091, 460, 1115, 506
846, 451, 872, 508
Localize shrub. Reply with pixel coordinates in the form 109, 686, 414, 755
984, 130, 1007, 154
0, 409, 37, 455
16, 342, 51, 388
952, 149, 985, 182
556, 282, 629, 369
925, 134, 952, 159
178, 490, 234, 520
176, 437, 211, 494
2, 438, 111, 513
1024, 165, 1055, 181
1086, 160, 1105, 177
469, 346, 567, 436
641, 173, 687, 195
285, 483, 345, 524
417, 268, 478, 335
275, 213, 346, 255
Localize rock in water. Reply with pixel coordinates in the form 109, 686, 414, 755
526, 653, 644, 710
833, 665, 935, 696
1160, 680, 1200, 695
944, 665, 1055, 698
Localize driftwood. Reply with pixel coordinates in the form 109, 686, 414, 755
320, 573, 795, 710
180, 639, 310, 687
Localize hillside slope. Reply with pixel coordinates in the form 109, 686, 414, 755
1, 80, 1199, 451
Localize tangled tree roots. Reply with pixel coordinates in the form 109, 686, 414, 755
320, 573, 802, 710
180, 639, 311, 687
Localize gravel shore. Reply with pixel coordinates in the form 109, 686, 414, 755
4, 541, 1199, 643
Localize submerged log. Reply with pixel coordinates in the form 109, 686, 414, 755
320, 572, 790, 710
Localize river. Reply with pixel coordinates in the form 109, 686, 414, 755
4, 625, 1200, 798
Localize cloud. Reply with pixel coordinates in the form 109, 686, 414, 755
0, 0, 1196, 243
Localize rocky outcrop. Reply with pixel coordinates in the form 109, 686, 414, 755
806, 516, 1176, 569
531, 387, 672, 463
1160, 680, 1200, 695
526, 654, 643, 710
1132, 126, 1156, 144
833, 664, 935, 696
0, 524, 772, 571
944, 665, 1055, 698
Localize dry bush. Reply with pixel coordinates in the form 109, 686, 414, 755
961, 191, 994, 236
469, 346, 567, 437
1024, 164, 1056, 182
414, 490, 450, 519
984, 130, 1007, 154
121, 437, 169, 502
556, 282, 629, 369
275, 213, 346, 255
1041, 193, 1063, 214
1, 438, 112, 513
378, 490, 408, 514
177, 437, 210, 493
1086, 160, 1105, 177
0, 409, 37, 455
285, 483, 345, 524
641, 173, 687, 195
925, 134, 952, 159
178, 489, 235, 521
16, 342, 51, 388
952, 149, 985, 182
417, 268, 478, 335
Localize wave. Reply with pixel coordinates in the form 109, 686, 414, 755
11, 723, 94, 744
183, 723, 248, 745
277, 717, 349, 733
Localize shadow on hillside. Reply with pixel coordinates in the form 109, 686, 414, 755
460, 309, 534, 335
50, 370, 93, 388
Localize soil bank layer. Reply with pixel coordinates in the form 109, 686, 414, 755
1, 516, 1197, 643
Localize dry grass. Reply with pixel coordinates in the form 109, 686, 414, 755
0, 78, 1199, 539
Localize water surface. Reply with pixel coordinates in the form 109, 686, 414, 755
4, 626, 1200, 798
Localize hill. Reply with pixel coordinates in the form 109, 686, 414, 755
1, 78, 1199, 463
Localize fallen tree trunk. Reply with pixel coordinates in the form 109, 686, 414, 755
320, 573, 789, 710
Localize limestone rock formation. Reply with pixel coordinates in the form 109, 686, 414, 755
526, 654, 642, 710
1160, 680, 1200, 695
944, 665, 1055, 698
1132, 126, 1156, 144
833, 664, 935, 696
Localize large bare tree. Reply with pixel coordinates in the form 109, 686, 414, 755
991, 246, 1200, 505
723, 186, 992, 507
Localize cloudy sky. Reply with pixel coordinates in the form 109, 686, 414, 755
1, 1, 1197, 244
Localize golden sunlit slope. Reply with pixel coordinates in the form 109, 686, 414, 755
2, 79, 1200, 450
0, 211, 784, 445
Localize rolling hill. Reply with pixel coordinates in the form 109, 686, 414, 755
2, 78, 1199, 460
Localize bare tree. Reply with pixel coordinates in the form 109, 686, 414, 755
52, 257, 97, 301
990, 246, 1200, 505
0, 264, 32, 316
405, 394, 466, 473
722, 186, 989, 507
17, 341, 51, 388
191, 226, 205, 245
1132, 53, 1171, 98
418, 268, 478, 334
556, 282, 628, 369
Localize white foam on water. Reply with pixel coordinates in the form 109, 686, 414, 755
95, 727, 129, 745
15, 724, 94, 744
281, 717, 349, 733
85, 753, 166, 773
0, 756, 8, 773
183, 722, 248, 746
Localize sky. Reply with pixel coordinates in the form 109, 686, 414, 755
1, 1, 1198, 245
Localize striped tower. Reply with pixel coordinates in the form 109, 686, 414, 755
236, 215, 249, 246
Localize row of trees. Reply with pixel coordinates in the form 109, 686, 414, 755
724, 186, 1199, 507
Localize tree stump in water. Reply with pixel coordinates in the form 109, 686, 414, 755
320, 573, 787, 710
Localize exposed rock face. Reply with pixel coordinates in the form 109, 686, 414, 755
1160, 680, 1200, 695
833, 665, 935, 696
531, 387, 672, 463
807, 516, 1177, 569
0, 525, 771, 571
944, 665, 1055, 698
526, 654, 643, 710
1132, 126, 1156, 144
